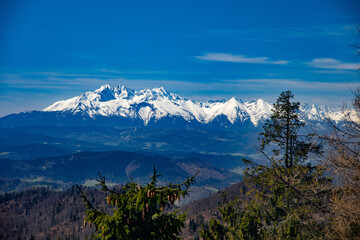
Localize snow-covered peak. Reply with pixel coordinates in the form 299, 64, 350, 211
299, 103, 331, 122
95, 84, 112, 92
114, 85, 135, 99
152, 87, 167, 95
244, 99, 272, 126
92, 85, 116, 102
135, 87, 181, 101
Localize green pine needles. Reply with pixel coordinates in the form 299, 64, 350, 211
78, 167, 198, 240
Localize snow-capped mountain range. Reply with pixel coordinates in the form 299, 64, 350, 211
41, 84, 345, 127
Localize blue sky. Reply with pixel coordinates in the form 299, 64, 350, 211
0, 0, 359, 116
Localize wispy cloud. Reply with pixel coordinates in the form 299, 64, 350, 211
222, 78, 359, 90
307, 58, 359, 70
195, 53, 289, 65
98, 68, 168, 75
208, 25, 357, 40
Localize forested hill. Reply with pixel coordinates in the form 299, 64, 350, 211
0, 186, 103, 240
0, 182, 246, 240
0, 150, 241, 194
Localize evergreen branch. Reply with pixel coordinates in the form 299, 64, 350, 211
76, 184, 95, 210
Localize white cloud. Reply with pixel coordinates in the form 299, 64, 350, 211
222, 78, 359, 91
195, 53, 289, 65
308, 58, 359, 70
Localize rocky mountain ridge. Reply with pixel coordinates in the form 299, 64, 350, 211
42, 85, 345, 127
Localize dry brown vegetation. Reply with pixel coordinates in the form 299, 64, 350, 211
323, 89, 360, 239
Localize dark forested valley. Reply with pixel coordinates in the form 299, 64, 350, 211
0, 182, 247, 240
